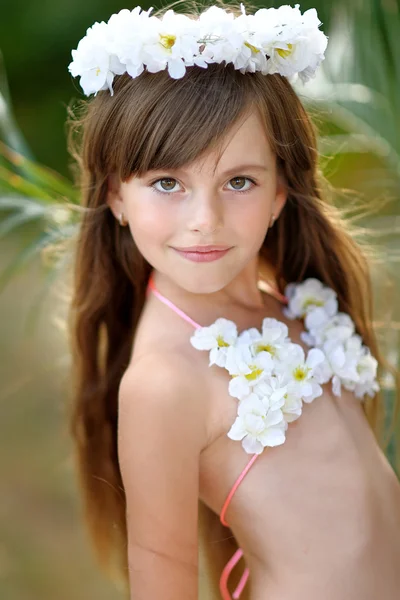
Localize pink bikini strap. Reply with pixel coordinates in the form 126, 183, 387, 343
219, 548, 250, 600
147, 273, 202, 329
219, 453, 259, 527
218, 453, 259, 600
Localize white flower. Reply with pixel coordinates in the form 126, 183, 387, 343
198, 6, 247, 68
268, 26, 328, 83
283, 278, 338, 320
190, 318, 237, 368
236, 318, 289, 361
352, 378, 380, 400
303, 308, 355, 347
315, 334, 379, 399
236, 327, 263, 346
141, 10, 203, 78
107, 7, 152, 79
256, 318, 290, 359
230, 11, 269, 73
68, 5, 328, 96
252, 375, 287, 410
281, 385, 304, 422
276, 345, 325, 402
68, 21, 125, 96
357, 352, 378, 384
253, 375, 302, 424
186, 275, 379, 455
227, 393, 287, 454
227, 345, 275, 400
343, 349, 379, 399
313, 344, 350, 397
246, 5, 327, 81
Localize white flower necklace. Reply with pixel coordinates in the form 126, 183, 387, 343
189, 278, 379, 455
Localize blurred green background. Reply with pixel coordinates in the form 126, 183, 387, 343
1, 1, 399, 599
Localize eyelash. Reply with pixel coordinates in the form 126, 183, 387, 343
149, 176, 257, 195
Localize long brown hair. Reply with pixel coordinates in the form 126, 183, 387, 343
66, 3, 399, 597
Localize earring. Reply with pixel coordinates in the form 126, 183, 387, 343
269, 214, 276, 228
119, 211, 128, 226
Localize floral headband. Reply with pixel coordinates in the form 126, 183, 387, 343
68, 3, 329, 97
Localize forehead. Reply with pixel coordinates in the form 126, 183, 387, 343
184, 110, 274, 175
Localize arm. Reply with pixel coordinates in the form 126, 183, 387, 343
118, 352, 207, 600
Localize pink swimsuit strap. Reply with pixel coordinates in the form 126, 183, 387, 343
146, 272, 287, 599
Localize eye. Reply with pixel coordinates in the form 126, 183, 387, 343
151, 177, 182, 193
226, 177, 255, 192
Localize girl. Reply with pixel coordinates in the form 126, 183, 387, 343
67, 2, 400, 599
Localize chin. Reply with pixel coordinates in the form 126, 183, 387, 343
175, 270, 236, 295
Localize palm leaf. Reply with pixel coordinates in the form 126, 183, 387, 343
0, 141, 79, 202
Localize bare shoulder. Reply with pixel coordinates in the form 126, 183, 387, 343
118, 350, 209, 448
117, 351, 208, 599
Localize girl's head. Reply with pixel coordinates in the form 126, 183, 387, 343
105, 66, 290, 295
67, 2, 393, 594
74, 61, 331, 301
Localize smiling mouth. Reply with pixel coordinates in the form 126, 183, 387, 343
172, 246, 232, 253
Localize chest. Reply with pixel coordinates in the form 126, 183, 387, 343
199, 355, 397, 540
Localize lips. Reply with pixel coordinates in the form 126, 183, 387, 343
173, 245, 231, 252
172, 246, 232, 262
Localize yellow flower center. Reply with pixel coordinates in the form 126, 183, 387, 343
245, 366, 263, 381
159, 34, 176, 50
244, 42, 260, 54
256, 343, 276, 356
293, 366, 309, 382
276, 43, 294, 59
96, 67, 101, 76
303, 297, 325, 309
216, 335, 229, 348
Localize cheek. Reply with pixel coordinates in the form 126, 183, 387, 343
230, 193, 271, 241
128, 197, 176, 244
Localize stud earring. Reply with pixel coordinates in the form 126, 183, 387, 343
269, 213, 276, 228
119, 212, 128, 226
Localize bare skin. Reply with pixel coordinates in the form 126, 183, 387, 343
124, 268, 400, 600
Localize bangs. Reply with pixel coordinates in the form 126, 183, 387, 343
90, 63, 265, 180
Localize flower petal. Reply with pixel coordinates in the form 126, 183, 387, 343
242, 434, 264, 454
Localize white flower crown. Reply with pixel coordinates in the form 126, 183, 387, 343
68, 3, 329, 97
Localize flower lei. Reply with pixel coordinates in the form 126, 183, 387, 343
68, 3, 328, 97
189, 278, 379, 455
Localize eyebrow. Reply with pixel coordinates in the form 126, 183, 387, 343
219, 164, 269, 176
144, 163, 269, 179
150, 163, 269, 176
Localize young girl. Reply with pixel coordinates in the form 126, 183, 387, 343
67, 2, 400, 599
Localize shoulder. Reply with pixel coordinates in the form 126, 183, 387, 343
118, 350, 209, 454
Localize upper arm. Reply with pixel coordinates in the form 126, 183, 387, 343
117, 352, 207, 600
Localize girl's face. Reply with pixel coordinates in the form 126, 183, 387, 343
107, 109, 287, 296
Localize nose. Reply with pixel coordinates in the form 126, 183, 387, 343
187, 189, 222, 235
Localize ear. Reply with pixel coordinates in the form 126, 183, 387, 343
106, 172, 124, 218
